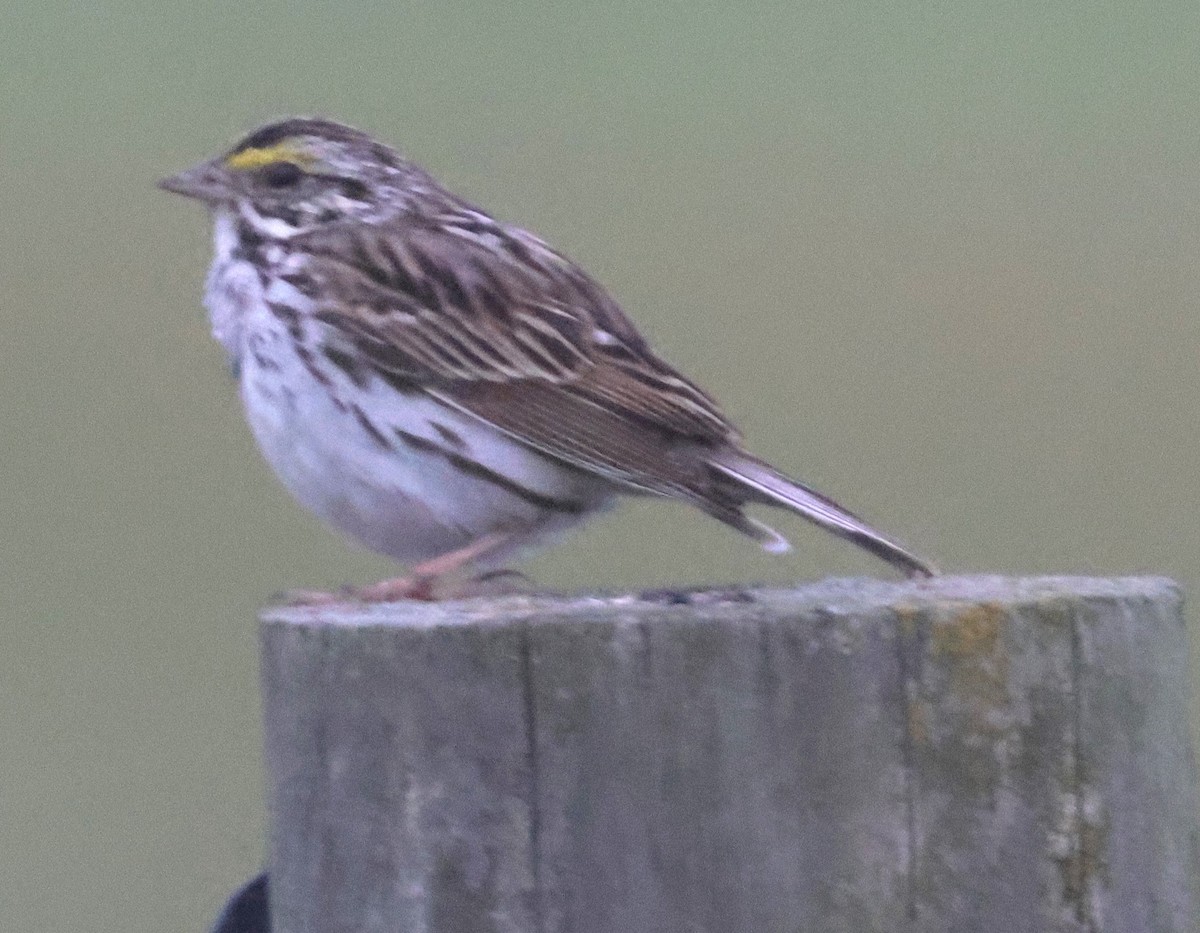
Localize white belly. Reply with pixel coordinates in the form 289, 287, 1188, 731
205, 232, 613, 566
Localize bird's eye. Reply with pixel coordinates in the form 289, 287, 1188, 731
261, 161, 304, 188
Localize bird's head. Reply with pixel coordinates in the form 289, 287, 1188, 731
159, 117, 431, 233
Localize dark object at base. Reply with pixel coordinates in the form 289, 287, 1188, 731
210, 873, 269, 933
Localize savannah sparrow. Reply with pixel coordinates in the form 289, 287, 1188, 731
161, 118, 934, 600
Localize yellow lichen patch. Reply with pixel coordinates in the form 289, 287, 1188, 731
930, 602, 1013, 734
930, 602, 1004, 659
892, 603, 922, 639
225, 142, 313, 172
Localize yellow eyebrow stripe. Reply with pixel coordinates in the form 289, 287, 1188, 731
225, 142, 313, 171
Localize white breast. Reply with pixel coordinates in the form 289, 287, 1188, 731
202, 213, 615, 566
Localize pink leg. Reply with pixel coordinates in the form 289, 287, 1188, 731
281, 532, 518, 605
355, 532, 516, 602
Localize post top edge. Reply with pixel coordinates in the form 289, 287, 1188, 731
258, 574, 1180, 630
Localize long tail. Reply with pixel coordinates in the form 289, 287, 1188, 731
709, 449, 936, 579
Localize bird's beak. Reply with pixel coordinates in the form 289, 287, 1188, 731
158, 161, 231, 202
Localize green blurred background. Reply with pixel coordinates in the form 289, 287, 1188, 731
3, 1, 1198, 929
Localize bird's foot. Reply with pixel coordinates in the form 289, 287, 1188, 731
275, 575, 436, 605
274, 568, 535, 606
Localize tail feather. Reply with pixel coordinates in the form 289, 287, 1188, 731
709, 450, 936, 578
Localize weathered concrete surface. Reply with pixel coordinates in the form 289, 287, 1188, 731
260, 576, 1199, 933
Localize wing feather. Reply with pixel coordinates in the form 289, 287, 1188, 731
297, 213, 737, 454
